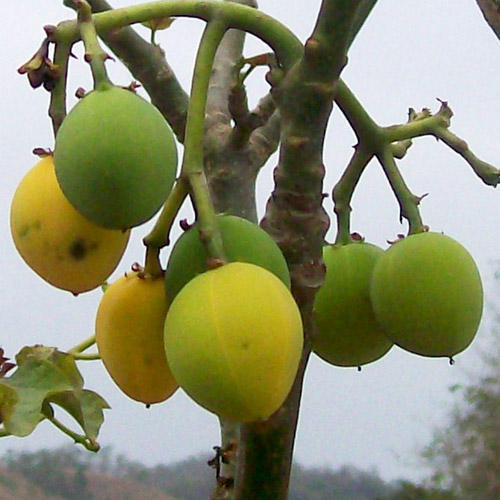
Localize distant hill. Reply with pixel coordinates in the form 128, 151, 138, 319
0, 445, 426, 499
0, 464, 176, 500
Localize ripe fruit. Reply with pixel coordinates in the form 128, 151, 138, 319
164, 215, 290, 301
96, 272, 178, 405
313, 243, 393, 367
10, 155, 130, 294
164, 262, 303, 422
370, 232, 483, 358
54, 85, 177, 230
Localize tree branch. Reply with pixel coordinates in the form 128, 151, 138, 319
476, 0, 500, 40
346, 0, 378, 46
236, 2, 375, 498
206, 1, 257, 127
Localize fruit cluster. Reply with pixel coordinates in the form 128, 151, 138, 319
10, 84, 483, 424
10, 85, 178, 293
96, 215, 303, 422
9, 84, 303, 421
313, 233, 483, 368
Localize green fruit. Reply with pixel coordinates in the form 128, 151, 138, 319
313, 243, 393, 367
54, 85, 177, 230
96, 272, 178, 405
370, 232, 483, 358
10, 155, 130, 294
164, 215, 290, 301
164, 262, 303, 422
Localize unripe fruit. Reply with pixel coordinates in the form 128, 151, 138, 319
164, 215, 290, 301
54, 85, 177, 230
96, 272, 178, 405
370, 232, 483, 358
313, 243, 393, 367
10, 156, 129, 294
164, 262, 303, 422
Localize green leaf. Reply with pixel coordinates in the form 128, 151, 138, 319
0, 345, 109, 444
48, 389, 110, 441
16, 345, 84, 389
0, 357, 75, 436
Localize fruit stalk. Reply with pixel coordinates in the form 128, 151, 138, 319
180, 18, 229, 263
48, 39, 72, 135
75, 0, 113, 90
142, 178, 189, 276
332, 147, 373, 245
376, 145, 425, 235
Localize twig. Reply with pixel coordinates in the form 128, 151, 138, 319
68, 335, 96, 355
46, 412, 100, 452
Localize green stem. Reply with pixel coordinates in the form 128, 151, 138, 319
335, 80, 381, 146
332, 147, 373, 245
143, 246, 164, 277
376, 146, 425, 235
68, 334, 96, 355
47, 413, 100, 452
382, 113, 450, 143
142, 178, 190, 276
143, 177, 190, 249
54, 1, 302, 70
76, 0, 113, 89
182, 19, 229, 262
48, 40, 72, 136
70, 352, 101, 361
432, 127, 500, 187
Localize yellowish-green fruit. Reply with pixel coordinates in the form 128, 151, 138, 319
96, 272, 178, 404
313, 243, 393, 367
10, 156, 130, 294
164, 262, 303, 422
164, 214, 290, 301
370, 232, 483, 358
54, 85, 177, 230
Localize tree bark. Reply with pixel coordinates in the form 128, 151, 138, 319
476, 0, 500, 40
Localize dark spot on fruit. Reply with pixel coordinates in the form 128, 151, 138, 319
69, 238, 88, 260
241, 341, 249, 350
18, 220, 41, 238
18, 225, 31, 238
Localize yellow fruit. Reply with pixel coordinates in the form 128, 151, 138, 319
164, 262, 303, 422
10, 156, 130, 294
96, 272, 178, 404
370, 232, 483, 358
313, 243, 393, 367
54, 85, 178, 230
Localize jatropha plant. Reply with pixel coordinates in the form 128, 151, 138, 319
2, 1, 499, 498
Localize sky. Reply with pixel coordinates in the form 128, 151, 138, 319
1, 0, 499, 483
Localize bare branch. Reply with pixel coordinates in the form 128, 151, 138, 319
476, 0, 500, 40
205, 2, 258, 132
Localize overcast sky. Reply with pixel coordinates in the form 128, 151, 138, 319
1, 0, 499, 483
